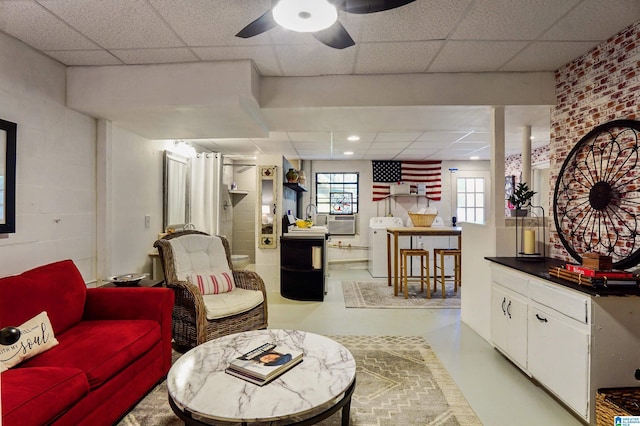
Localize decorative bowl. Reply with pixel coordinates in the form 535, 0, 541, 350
107, 273, 149, 286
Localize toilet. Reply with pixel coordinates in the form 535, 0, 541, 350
231, 254, 250, 270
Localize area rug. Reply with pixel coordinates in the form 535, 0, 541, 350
117, 336, 480, 426
342, 280, 461, 309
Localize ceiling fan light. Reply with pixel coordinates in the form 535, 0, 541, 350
273, 0, 338, 33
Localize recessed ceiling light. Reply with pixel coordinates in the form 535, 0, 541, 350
530, 136, 535, 140
272, 0, 337, 33
344, 151, 354, 155
470, 156, 480, 160
347, 135, 360, 142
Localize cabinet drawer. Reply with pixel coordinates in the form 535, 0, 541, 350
491, 265, 528, 296
529, 279, 589, 324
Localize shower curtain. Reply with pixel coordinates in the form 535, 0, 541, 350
190, 153, 221, 235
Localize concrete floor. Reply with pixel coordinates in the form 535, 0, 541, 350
267, 268, 584, 426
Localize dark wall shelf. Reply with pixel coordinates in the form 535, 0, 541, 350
284, 182, 307, 192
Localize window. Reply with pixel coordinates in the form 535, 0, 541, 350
456, 176, 485, 224
315, 173, 359, 214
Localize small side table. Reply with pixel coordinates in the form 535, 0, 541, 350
100, 278, 164, 288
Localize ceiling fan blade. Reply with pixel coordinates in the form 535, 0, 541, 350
236, 9, 277, 38
313, 21, 355, 49
336, 0, 416, 14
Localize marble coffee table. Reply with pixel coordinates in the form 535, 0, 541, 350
167, 329, 357, 425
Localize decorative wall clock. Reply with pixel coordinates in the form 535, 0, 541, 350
553, 119, 640, 269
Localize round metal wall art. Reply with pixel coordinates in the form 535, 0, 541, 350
553, 119, 640, 269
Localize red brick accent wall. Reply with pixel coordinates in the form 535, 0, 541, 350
550, 21, 640, 262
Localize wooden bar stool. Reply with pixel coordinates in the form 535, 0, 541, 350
433, 248, 461, 299
399, 249, 430, 299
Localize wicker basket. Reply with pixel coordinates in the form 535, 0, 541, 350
596, 387, 640, 425
408, 212, 437, 227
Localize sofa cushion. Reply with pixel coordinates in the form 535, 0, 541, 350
22, 319, 160, 389
1, 366, 89, 426
203, 288, 264, 320
0, 260, 86, 335
1, 311, 59, 372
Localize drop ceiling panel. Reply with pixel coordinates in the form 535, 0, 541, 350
39, 0, 184, 49
286, 132, 332, 143
44, 50, 123, 66
374, 132, 423, 142
150, 0, 268, 46
0, 1, 99, 51
111, 47, 198, 65
275, 43, 357, 76
501, 41, 598, 72
368, 141, 413, 149
359, 0, 471, 42
355, 41, 441, 74
0, 1, 633, 160
193, 45, 282, 76
450, 0, 579, 40
540, 0, 640, 41
428, 41, 529, 73
416, 131, 472, 142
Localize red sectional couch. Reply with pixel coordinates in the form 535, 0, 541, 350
0, 260, 174, 426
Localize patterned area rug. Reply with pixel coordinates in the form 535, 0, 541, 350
342, 280, 461, 309
118, 336, 480, 426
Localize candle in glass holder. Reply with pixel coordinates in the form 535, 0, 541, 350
524, 229, 536, 254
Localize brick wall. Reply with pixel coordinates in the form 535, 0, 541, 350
550, 20, 640, 262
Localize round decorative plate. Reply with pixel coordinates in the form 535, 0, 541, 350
553, 119, 640, 269
107, 273, 149, 286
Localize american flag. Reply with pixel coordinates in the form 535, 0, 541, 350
372, 160, 442, 202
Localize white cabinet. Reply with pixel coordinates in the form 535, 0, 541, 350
528, 302, 590, 418
489, 262, 640, 424
491, 284, 528, 370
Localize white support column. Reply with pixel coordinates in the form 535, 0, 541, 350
96, 119, 112, 281
491, 107, 506, 228
522, 125, 532, 187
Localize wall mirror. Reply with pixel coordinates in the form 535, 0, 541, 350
0, 119, 16, 234
163, 151, 190, 231
258, 166, 277, 248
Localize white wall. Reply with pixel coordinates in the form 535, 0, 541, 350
0, 32, 97, 280
460, 222, 495, 341
106, 127, 172, 277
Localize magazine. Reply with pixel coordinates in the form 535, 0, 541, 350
225, 342, 303, 385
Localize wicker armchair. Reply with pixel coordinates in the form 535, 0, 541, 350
154, 231, 268, 350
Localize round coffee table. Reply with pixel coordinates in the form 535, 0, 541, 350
167, 329, 357, 425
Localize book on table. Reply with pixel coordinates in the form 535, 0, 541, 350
225, 342, 303, 386
566, 264, 636, 279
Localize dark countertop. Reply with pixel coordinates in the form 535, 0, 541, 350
485, 257, 640, 297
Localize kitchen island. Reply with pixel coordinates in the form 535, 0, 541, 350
485, 257, 640, 424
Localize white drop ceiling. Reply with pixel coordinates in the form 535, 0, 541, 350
1, 0, 639, 160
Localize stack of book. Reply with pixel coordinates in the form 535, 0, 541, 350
225, 342, 303, 386
549, 263, 639, 288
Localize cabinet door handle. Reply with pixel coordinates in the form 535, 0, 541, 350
507, 300, 512, 319
501, 297, 506, 315
535, 314, 548, 323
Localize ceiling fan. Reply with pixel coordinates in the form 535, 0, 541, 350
236, 0, 417, 49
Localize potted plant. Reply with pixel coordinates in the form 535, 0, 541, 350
508, 182, 536, 217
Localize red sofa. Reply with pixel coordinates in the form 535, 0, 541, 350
0, 260, 174, 426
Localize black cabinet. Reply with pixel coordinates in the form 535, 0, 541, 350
280, 236, 325, 301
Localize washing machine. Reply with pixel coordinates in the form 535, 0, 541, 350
368, 217, 405, 278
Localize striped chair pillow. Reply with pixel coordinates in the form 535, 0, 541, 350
186, 271, 235, 295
